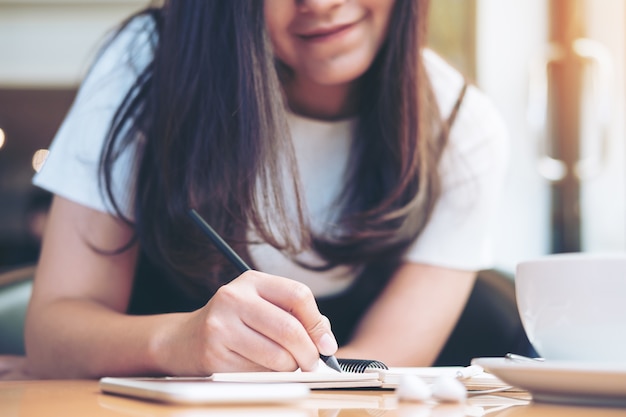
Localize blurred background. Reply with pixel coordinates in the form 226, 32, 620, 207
0, 0, 624, 275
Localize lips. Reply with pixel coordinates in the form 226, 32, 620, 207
297, 22, 356, 40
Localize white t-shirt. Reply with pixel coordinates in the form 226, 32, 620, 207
34, 17, 509, 297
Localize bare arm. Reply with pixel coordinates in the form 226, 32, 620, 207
25, 195, 164, 378
25, 196, 337, 378
336, 262, 476, 366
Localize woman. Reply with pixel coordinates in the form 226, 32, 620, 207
25, 0, 508, 378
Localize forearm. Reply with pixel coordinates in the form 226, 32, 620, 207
336, 263, 475, 366
25, 269, 338, 378
25, 298, 186, 379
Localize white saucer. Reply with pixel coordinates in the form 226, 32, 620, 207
472, 357, 626, 407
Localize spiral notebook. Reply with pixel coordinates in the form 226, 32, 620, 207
100, 359, 511, 400
204, 361, 509, 390
205, 359, 389, 389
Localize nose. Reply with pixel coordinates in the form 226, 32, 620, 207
296, 0, 346, 14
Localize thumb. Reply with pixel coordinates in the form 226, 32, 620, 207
308, 315, 338, 356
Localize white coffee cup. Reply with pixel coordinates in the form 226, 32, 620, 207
515, 253, 626, 364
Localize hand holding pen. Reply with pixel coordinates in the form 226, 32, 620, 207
188, 208, 342, 373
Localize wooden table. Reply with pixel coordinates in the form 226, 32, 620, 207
1, 380, 625, 417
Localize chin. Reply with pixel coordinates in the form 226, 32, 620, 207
304, 58, 372, 86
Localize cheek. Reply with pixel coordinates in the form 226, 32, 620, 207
267, 35, 295, 69
264, 12, 295, 66
376, 2, 395, 39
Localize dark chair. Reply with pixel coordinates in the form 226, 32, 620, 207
0, 264, 35, 355
435, 268, 536, 366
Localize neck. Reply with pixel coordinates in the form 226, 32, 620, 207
283, 76, 360, 121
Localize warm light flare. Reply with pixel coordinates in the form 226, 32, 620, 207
32, 149, 49, 172
0, 128, 5, 150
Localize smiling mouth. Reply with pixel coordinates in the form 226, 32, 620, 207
297, 22, 357, 41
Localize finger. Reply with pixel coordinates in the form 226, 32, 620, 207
313, 315, 339, 355
195, 310, 282, 373
249, 272, 339, 357
239, 295, 319, 371
225, 316, 301, 371
188, 316, 266, 374
202, 346, 271, 374
212, 274, 317, 371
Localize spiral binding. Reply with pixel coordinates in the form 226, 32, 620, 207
338, 359, 389, 373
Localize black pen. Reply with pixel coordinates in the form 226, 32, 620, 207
188, 208, 343, 373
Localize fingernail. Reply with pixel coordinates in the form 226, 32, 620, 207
319, 333, 338, 355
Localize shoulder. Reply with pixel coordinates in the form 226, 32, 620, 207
423, 49, 509, 173
404, 52, 509, 270
31, 14, 157, 217
423, 48, 506, 135
422, 48, 466, 119
82, 14, 157, 95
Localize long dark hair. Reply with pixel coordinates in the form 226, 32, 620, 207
101, 0, 451, 296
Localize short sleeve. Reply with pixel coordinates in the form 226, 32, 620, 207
33, 16, 155, 218
403, 51, 510, 271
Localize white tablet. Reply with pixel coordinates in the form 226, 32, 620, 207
99, 377, 310, 405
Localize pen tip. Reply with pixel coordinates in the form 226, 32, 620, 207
321, 355, 343, 373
